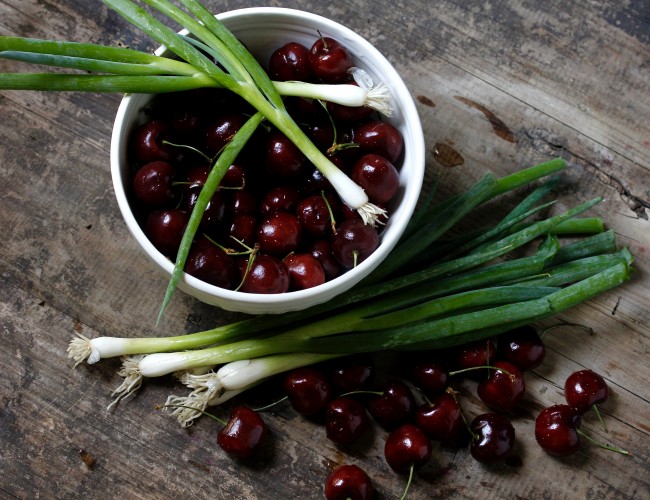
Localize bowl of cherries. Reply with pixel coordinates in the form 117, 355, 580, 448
110, 7, 425, 314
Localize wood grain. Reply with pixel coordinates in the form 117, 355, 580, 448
1, 0, 648, 498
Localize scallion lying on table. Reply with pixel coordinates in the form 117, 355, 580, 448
65, 156, 633, 425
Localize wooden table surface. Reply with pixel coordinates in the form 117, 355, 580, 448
1, 1, 649, 498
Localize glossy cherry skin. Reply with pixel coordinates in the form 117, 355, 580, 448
476, 361, 526, 412
145, 209, 188, 257
130, 119, 173, 164
132, 161, 177, 207
327, 354, 375, 393
469, 413, 516, 463
384, 424, 433, 473
454, 339, 497, 372
368, 380, 416, 429
353, 120, 404, 164
325, 397, 370, 446
331, 220, 380, 268
216, 406, 267, 459
239, 255, 289, 294
411, 361, 449, 399
205, 113, 246, 155
268, 42, 313, 82
283, 367, 333, 416
309, 36, 353, 84
260, 186, 300, 214
564, 369, 608, 413
324, 464, 373, 500
351, 154, 400, 204
497, 325, 547, 371
228, 213, 258, 248
415, 393, 466, 443
296, 194, 338, 238
257, 212, 302, 256
309, 239, 343, 281
185, 240, 238, 289
283, 253, 326, 291
535, 404, 582, 457
264, 130, 309, 179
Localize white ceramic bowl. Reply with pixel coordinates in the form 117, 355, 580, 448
110, 7, 425, 314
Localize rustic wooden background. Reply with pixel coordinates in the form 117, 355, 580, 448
1, 0, 649, 498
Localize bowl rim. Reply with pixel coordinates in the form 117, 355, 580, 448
110, 6, 426, 311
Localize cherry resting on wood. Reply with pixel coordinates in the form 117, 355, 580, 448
384, 423, 433, 473
496, 325, 547, 371
324, 464, 373, 500
469, 413, 516, 463
283, 367, 333, 416
216, 406, 267, 460
535, 404, 582, 457
325, 397, 370, 445
564, 369, 609, 413
476, 360, 526, 412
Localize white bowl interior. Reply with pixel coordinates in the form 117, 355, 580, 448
111, 7, 425, 314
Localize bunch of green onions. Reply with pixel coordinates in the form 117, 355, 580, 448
67, 158, 633, 425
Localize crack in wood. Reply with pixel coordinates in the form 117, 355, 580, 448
524, 128, 650, 219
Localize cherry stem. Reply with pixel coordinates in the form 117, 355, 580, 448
576, 429, 630, 456
162, 139, 212, 162
448, 365, 514, 379
156, 404, 227, 426
321, 190, 337, 235
338, 389, 383, 397
400, 463, 415, 500
592, 404, 608, 432
253, 395, 289, 412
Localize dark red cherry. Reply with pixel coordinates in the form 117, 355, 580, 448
415, 393, 466, 443
327, 354, 375, 393
216, 406, 267, 459
205, 114, 246, 155
180, 186, 227, 233
411, 361, 449, 399
469, 413, 516, 463
454, 339, 497, 372
325, 397, 370, 446
564, 369, 609, 413
497, 325, 547, 371
304, 120, 335, 151
239, 254, 289, 294
283, 253, 326, 291
384, 424, 432, 473
367, 380, 416, 429
229, 190, 257, 215
145, 209, 188, 257
353, 120, 404, 164
476, 361, 525, 412
283, 367, 333, 416
131, 119, 173, 163
324, 464, 373, 500
264, 130, 310, 179
351, 154, 401, 204
309, 36, 353, 84
296, 194, 337, 238
535, 404, 582, 457
257, 212, 302, 256
331, 219, 379, 268
185, 240, 238, 289
221, 162, 248, 189
228, 213, 258, 248
260, 186, 300, 214
268, 42, 313, 82
132, 161, 177, 207
309, 239, 344, 281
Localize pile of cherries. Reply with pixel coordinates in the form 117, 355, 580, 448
181, 323, 624, 498
277, 325, 621, 498
127, 34, 404, 294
